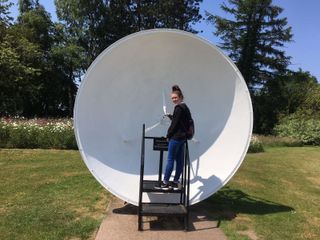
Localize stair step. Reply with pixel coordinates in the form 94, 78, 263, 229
142, 180, 183, 193
141, 203, 187, 216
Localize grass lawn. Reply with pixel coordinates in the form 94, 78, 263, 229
209, 147, 320, 240
1, 147, 319, 239
0, 149, 110, 240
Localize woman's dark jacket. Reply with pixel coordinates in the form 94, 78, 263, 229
166, 103, 191, 140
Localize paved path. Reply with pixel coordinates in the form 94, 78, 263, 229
95, 197, 228, 240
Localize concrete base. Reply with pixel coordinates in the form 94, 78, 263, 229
95, 197, 228, 240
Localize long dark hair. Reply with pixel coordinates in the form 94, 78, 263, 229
172, 85, 184, 100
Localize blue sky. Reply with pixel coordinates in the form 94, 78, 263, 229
8, 0, 320, 81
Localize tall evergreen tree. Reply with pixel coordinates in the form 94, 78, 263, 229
206, 0, 292, 91
0, 0, 13, 26
18, 0, 34, 14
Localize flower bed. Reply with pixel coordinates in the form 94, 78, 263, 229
0, 118, 77, 149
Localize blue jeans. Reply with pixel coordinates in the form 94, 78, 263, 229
164, 139, 185, 183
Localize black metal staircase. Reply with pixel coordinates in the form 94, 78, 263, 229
138, 124, 190, 231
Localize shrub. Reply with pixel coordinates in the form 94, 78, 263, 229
248, 135, 264, 153
274, 114, 320, 145
0, 118, 77, 149
274, 84, 320, 146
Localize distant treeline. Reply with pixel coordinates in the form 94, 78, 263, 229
0, 0, 319, 134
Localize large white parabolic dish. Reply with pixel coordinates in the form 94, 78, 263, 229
74, 29, 253, 206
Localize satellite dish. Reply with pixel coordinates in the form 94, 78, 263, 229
74, 29, 253, 206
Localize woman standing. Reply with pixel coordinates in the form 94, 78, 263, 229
157, 85, 192, 190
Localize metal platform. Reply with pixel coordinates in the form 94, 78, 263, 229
142, 180, 184, 193
138, 124, 191, 231
141, 203, 187, 216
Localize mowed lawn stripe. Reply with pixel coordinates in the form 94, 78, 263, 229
0, 149, 110, 240
212, 147, 320, 240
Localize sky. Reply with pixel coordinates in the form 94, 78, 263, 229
8, 0, 320, 81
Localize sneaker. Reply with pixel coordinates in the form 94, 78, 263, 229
170, 181, 182, 190
154, 182, 171, 190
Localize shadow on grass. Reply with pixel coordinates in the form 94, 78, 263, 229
206, 186, 295, 219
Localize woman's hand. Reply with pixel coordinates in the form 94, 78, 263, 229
165, 113, 173, 120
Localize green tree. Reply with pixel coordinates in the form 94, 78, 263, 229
206, 0, 292, 90
14, 1, 60, 116
50, 23, 84, 116
55, 0, 203, 70
274, 82, 320, 145
17, 2, 54, 52
55, 0, 111, 69
0, 31, 42, 116
278, 70, 317, 115
0, 0, 79, 117
15, 1, 81, 116
0, 0, 41, 116
133, 0, 202, 32
253, 70, 318, 133
291, 81, 320, 119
